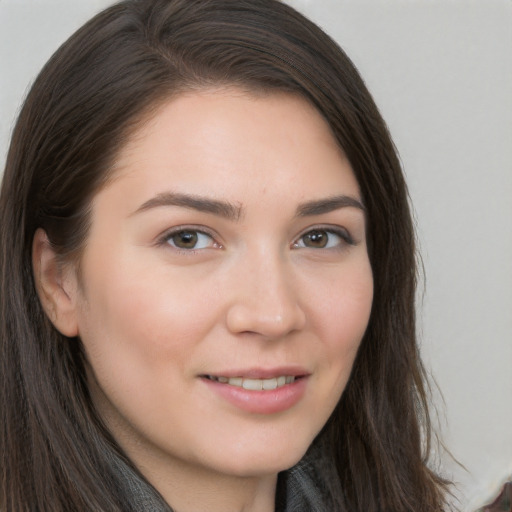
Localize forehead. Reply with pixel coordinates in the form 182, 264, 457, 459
101, 88, 360, 211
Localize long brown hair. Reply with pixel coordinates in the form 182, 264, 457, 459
1, 0, 450, 510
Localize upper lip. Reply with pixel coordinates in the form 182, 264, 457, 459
201, 366, 309, 379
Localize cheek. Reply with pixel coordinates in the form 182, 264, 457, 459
75, 263, 222, 440
78, 264, 220, 367
311, 260, 373, 341
305, 260, 373, 385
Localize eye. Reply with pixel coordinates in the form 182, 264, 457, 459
164, 229, 216, 250
293, 228, 353, 250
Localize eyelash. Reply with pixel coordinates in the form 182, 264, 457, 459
157, 225, 355, 253
292, 226, 355, 250
157, 226, 220, 253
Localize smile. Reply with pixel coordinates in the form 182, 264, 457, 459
201, 372, 308, 414
205, 375, 296, 390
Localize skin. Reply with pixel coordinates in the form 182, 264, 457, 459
34, 89, 373, 512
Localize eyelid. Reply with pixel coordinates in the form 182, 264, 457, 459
292, 224, 355, 249
156, 225, 222, 251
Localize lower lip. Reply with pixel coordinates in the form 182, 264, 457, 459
202, 377, 308, 414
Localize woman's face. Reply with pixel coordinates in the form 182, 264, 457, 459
68, 90, 373, 480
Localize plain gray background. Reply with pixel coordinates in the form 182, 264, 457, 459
1, 1, 511, 510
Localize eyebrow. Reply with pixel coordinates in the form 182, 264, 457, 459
296, 195, 365, 216
133, 192, 243, 221
133, 192, 364, 220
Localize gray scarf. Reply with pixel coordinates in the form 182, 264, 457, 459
110, 451, 329, 512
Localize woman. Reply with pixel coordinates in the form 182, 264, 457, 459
0, 0, 450, 510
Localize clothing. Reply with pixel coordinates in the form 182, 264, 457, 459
274, 459, 331, 512
110, 450, 329, 512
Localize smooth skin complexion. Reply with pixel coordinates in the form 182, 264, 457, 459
34, 90, 374, 512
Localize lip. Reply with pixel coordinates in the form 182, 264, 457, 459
200, 366, 309, 415
203, 366, 309, 379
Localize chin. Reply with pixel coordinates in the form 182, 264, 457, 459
203, 435, 312, 478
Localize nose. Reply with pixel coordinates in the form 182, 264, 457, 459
225, 252, 306, 339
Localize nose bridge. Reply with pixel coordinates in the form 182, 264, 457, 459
225, 246, 306, 338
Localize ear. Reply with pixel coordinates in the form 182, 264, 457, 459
32, 228, 79, 337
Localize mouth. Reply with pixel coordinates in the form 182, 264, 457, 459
200, 370, 309, 414
202, 375, 298, 391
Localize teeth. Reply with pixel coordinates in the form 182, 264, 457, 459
262, 378, 277, 390
229, 377, 243, 387
208, 375, 296, 389
243, 378, 263, 391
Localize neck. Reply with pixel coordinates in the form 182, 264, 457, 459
136, 451, 278, 512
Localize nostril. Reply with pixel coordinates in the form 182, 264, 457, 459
225, 302, 306, 339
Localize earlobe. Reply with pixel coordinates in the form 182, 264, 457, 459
32, 228, 79, 337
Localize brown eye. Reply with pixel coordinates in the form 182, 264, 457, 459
171, 231, 197, 248
166, 230, 214, 250
294, 227, 353, 250
302, 230, 329, 248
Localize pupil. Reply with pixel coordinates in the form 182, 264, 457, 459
174, 231, 197, 248
306, 230, 327, 248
